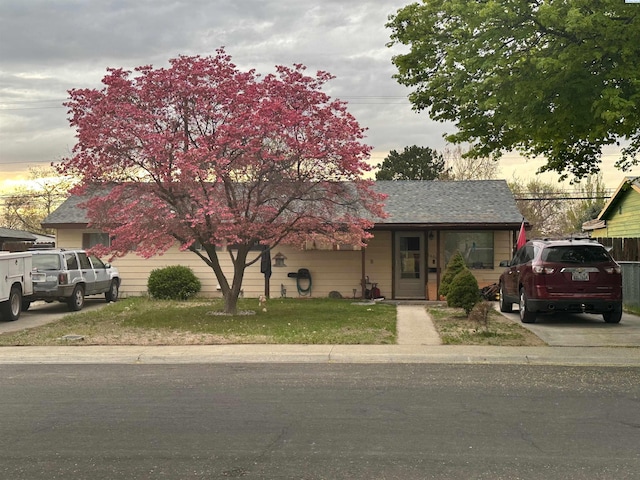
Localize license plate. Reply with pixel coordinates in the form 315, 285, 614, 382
32, 273, 46, 282
572, 271, 589, 281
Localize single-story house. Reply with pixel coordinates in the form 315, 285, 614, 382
42, 180, 526, 300
582, 176, 640, 238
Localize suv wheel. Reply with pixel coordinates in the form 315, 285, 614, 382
105, 280, 119, 303
519, 288, 536, 324
603, 311, 622, 324
67, 285, 85, 311
499, 283, 513, 313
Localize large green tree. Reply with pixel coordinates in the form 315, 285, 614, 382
375, 145, 446, 180
388, 0, 640, 181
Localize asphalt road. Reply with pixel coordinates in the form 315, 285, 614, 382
1, 364, 639, 479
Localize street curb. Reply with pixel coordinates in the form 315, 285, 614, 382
0, 345, 639, 366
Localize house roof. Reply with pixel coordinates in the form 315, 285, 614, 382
0, 227, 37, 242
41, 191, 93, 227
596, 176, 640, 221
581, 219, 606, 232
42, 180, 524, 229
373, 180, 523, 228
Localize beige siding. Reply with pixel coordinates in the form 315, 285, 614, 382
363, 231, 392, 299
477, 231, 512, 288
55, 227, 511, 299
56, 228, 365, 299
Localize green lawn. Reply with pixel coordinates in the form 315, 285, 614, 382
0, 297, 397, 346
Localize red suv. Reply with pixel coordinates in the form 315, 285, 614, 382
499, 239, 623, 324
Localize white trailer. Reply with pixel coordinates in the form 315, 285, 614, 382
0, 252, 33, 321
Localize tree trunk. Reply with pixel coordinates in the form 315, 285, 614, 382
224, 293, 238, 316
201, 243, 249, 315
225, 248, 249, 314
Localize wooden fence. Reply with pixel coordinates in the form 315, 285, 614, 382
593, 237, 640, 262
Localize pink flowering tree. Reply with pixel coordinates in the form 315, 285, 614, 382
60, 49, 386, 313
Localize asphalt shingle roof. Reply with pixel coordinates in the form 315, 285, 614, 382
43, 180, 524, 228
374, 180, 523, 225
41, 192, 92, 226
0, 227, 37, 241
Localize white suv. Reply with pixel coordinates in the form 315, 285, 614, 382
28, 249, 120, 311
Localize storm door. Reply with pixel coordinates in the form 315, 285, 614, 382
394, 232, 425, 299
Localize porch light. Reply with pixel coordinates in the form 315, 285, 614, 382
273, 252, 287, 267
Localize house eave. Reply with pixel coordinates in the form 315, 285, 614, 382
41, 222, 89, 229
372, 222, 524, 231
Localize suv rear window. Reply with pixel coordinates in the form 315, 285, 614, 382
541, 246, 611, 263
32, 254, 61, 270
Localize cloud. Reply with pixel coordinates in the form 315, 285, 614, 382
4, 1, 633, 185
1, 0, 442, 175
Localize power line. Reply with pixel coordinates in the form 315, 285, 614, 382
0, 95, 412, 111
515, 196, 611, 201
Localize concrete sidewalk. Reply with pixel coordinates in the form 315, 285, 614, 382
0, 344, 638, 366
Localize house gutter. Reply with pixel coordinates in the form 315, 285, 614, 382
371, 223, 525, 231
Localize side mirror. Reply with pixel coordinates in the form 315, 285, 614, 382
499, 260, 510, 267
104, 263, 111, 269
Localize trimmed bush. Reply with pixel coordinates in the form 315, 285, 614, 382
439, 251, 467, 297
446, 268, 481, 316
147, 265, 202, 300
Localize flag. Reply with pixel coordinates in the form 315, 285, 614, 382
517, 219, 527, 250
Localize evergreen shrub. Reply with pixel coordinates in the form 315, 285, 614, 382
439, 251, 467, 297
147, 265, 202, 300
447, 268, 481, 316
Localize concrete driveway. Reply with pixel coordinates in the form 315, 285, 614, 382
498, 306, 640, 347
0, 299, 110, 334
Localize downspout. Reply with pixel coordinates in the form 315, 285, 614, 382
361, 245, 366, 299
436, 230, 441, 300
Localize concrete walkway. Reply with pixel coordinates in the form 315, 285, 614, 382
396, 304, 441, 345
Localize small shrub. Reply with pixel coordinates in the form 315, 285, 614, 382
446, 268, 480, 316
147, 265, 202, 300
469, 301, 493, 332
439, 252, 467, 297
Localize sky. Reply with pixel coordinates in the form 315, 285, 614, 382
0, 0, 637, 192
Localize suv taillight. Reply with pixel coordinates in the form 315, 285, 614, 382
58, 273, 69, 285
533, 265, 555, 274
604, 266, 621, 274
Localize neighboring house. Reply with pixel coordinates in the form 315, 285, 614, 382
0, 227, 37, 251
583, 176, 640, 238
41, 180, 525, 300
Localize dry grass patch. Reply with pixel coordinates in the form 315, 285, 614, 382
428, 303, 546, 346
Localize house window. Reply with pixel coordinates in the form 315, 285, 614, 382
82, 233, 110, 249
443, 231, 494, 269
